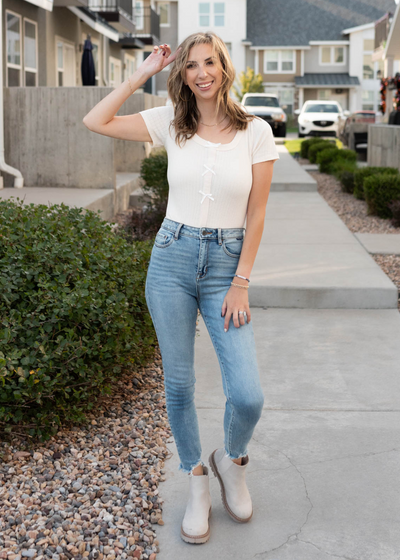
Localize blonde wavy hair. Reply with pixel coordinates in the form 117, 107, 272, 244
167, 31, 256, 147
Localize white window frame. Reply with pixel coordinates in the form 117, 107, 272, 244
23, 17, 38, 86
81, 33, 100, 86
134, 1, 144, 31
124, 52, 136, 81
264, 49, 296, 74
6, 10, 22, 87
55, 36, 76, 87
158, 2, 170, 27
319, 45, 346, 66
109, 56, 122, 88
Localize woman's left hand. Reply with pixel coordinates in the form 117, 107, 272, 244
222, 284, 251, 331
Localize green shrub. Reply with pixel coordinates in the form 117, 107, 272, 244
353, 166, 399, 200
308, 140, 336, 163
332, 160, 358, 193
300, 137, 326, 159
388, 200, 400, 227
316, 146, 339, 173
139, 148, 169, 212
0, 199, 156, 441
363, 173, 400, 218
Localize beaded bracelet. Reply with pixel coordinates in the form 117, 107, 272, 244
231, 282, 249, 290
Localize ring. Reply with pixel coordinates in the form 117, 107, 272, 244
238, 311, 246, 315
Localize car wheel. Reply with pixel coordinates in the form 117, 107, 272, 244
298, 129, 305, 138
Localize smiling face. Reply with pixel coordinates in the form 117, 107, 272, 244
184, 43, 223, 101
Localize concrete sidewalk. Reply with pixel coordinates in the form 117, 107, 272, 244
249, 191, 398, 309
157, 309, 400, 559
156, 147, 400, 559
271, 145, 317, 191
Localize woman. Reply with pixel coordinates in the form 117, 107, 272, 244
83, 31, 279, 545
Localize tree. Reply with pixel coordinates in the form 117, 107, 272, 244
231, 66, 264, 102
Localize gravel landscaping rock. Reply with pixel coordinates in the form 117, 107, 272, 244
0, 348, 171, 560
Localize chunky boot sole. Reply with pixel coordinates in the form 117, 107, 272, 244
209, 450, 253, 523
180, 505, 212, 544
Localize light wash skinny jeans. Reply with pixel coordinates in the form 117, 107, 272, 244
145, 218, 265, 474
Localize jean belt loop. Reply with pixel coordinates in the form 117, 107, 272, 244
218, 227, 222, 245
174, 222, 184, 240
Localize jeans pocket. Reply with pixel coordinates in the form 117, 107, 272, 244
222, 236, 244, 258
154, 228, 175, 249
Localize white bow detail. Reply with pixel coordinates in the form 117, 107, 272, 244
202, 164, 216, 176
199, 190, 215, 204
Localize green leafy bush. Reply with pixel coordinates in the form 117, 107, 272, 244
363, 173, 400, 218
353, 167, 399, 200
388, 200, 400, 227
332, 160, 358, 193
140, 148, 169, 212
0, 199, 156, 441
300, 137, 329, 159
316, 146, 339, 173
308, 141, 336, 163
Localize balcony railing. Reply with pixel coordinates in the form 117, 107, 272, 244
121, 6, 160, 45
88, 0, 133, 19
374, 12, 393, 50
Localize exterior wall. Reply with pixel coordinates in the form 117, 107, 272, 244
367, 125, 400, 170
45, 8, 80, 86
244, 47, 255, 70
3, 88, 165, 188
155, 1, 178, 96
347, 27, 381, 113
304, 44, 349, 74
177, 0, 246, 76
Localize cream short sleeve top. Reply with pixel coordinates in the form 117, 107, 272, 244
139, 104, 279, 229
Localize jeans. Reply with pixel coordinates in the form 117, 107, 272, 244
145, 218, 265, 474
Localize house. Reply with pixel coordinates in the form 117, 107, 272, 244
3, 0, 161, 92
244, 0, 397, 114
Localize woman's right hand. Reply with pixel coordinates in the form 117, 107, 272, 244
137, 44, 181, 79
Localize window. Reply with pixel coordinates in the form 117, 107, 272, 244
124, 53, 136, 81
109, 56, 122, 88
56, 38, 76, 87
318, 89, 330, 100
6, 11, 22, 86
158, 2, 170, 26
363, 39, 374, 51
281, 50, 294, 71
264, 50, 295, 73
199, 3, 225, 27
24, 19, 37, 86
362, 90, 374, 110
214, 3, 224, 26
279, 89, 294, 114
199, 3, 210, 26
134, 1, 144, 30
319, 46, 345, 65
363, 54, 374, 79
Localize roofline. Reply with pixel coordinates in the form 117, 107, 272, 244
309, 40, 350, 45
295, 84, 360, 88
342, 22, 375, 34
250, 45, 311, 50
384, 1, 400, 58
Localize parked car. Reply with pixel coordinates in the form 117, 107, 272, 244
241, 93, 287, 137
338, 110, 376, 147
295, 100, 350, 138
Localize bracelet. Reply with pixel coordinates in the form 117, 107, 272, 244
231, 282, 249, 290
234, 274, 250, 283
127, 76, 134, 95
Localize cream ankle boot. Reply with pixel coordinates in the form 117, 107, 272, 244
180, 464, 212, 544
209, 448, 253, 523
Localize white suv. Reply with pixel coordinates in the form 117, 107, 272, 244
295, 100, 349, 138
241, 93, 287, 137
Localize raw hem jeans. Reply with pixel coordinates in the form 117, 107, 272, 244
145, 218, 265, 475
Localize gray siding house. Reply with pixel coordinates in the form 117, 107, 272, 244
244, 0, 397, 113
